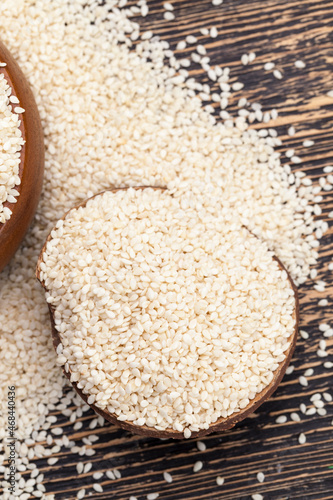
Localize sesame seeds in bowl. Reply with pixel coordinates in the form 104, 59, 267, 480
0, 40, 44, 272
37, 187, 298, 439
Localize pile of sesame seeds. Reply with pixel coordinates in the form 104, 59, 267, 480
0, 0, 331, 499
39, 188, 296, 436
0, 68, 24, 223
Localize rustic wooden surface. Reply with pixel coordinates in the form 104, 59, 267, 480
11, 0, 333, 499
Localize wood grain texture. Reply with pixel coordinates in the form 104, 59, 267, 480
6, 0, 333, 499
0, 40, 44, 272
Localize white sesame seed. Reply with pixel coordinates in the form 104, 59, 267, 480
184, 429, 192, 439
210, 27, 218, 38
252, 495, 264, 500
193, 461, 203, 472
93, 472, 104, 480
216, 476, 224, 486
163, 472, 173, 483
257, 472, 265, 483
176, 41, 186, 50
164, 11, 175, 21
306, 407, 316, 416
299, 376, 308, 387
212, 0, 223, 5
47, 457, 58, 465
264, 62, 275, 70
241, 54, 249, 65
295, 60, 306, 69
303, 140, 314, 147
275, 415, 287, 424
147, 494, 159, 500
164, 2, 174, 10
290, 412, 301, 422
323, 393, 332, 402
77, 489, 86, 500
304, 368, 314, 377
273, 69, 283, 79
286, 365, 295, 375
196, 441, 206, 451
186, 35, 197, 44
93, 484, 103, 493
298, 433, 306, 444
84, 463, 92, 474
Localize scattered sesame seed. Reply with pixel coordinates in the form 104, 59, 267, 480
306, 407, 316, 416
304, 368, 314, 377
252, 495, 264, 500
275, 415, 287, 424
196, 441, 206, 451
290, 412, 301, 422
257, 472, 265, 483
210, 27, 218, 38
303, 140, 314, 147
295, 60, 306, 69
241, 53, 249, 65
186, 35, 197, 44
163, 471, 173, 483
298, 433, 306, 444
164, 2, 174, 10
93, 484, 103, 493
212, 0, 223, 5
147, 494, 159, 500
76, 463, 84, 474
193, 461, 203, 473
77, 489, 86, 500
299, 376, 308, 387
93, 472, 104, 480
286, 365, 295, 375
216, 476, 224, 486
84, 463, 92, 474
176, 41, 186, 50
164, 11, 175, 21
47, 457, 58, 465
264, 62, 275, 70
273, 69, 283, 79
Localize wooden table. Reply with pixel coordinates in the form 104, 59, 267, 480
32, 1, 333, 499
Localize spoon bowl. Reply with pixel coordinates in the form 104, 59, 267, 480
36, 187, 299, 439
0, 40, 44, 272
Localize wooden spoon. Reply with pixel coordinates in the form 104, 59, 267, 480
36, 187, 299, 439
0, 40, 44, 273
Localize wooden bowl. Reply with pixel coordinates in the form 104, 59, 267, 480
0, 40, 44, 273
36, 187, 299, 439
